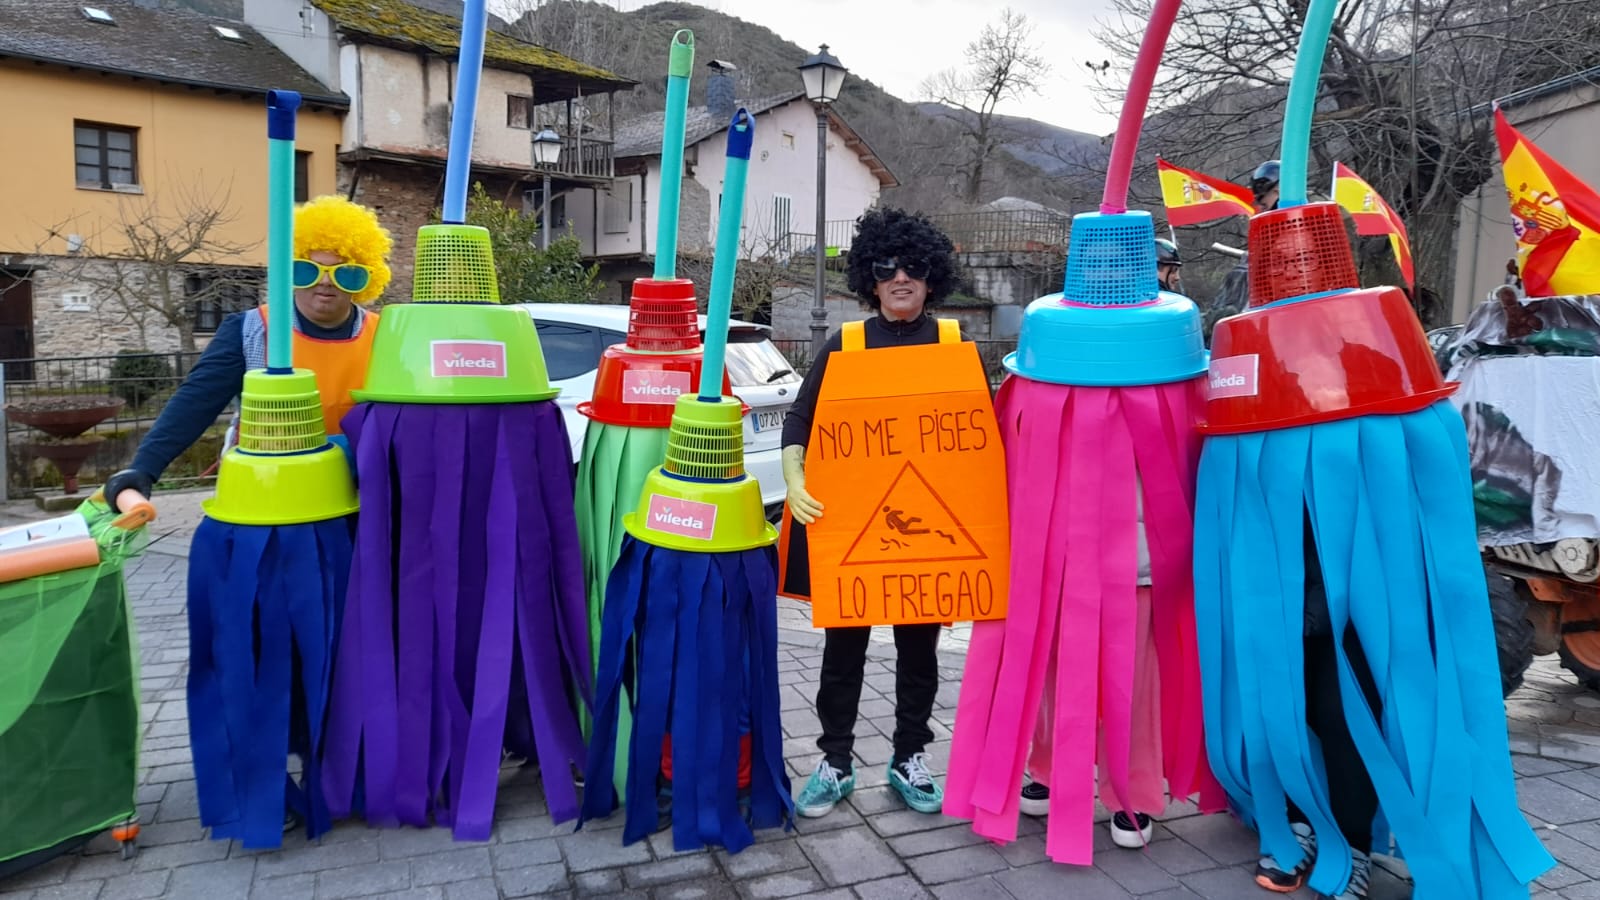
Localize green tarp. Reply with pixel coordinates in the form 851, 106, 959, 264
0, 498, 146, 865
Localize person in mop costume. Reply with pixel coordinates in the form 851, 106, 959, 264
104, 193, 387, 504
945, 0, 1222, 864
780, 208, 1007, 819
581, 109, 792, 853
573, 30, 734, 805
321, 0, 589, 843
1194, 2, 1554, 896
160, 93, 379, 849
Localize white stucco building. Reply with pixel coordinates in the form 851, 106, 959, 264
566, 70, 896, 278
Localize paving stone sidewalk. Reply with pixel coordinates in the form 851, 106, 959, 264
4, 550, 1600, 900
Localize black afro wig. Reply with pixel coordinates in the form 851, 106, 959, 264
846, 207, 962, 308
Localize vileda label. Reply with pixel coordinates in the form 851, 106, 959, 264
644, 494, 717, 541
1207, 354, 1259, 400
431, 340, 507, 378
625, 370, 690, 405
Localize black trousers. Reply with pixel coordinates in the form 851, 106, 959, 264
1291, 626, 1382, 854
815, 623, 941, 772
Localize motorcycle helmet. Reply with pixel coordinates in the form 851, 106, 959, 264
1250, 160, 1281, 207
1155, 238, 1182, 268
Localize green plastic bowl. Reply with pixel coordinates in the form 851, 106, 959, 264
353, 303, 560, 404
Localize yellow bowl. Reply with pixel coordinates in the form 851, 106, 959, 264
622, 467, 777, 553
203, 444, 358, 526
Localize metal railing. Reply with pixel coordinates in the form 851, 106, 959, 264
776, 210, 1070, 263
2, 351, 217, 498
926, 209, 1070, 253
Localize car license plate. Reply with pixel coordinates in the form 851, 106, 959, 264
751, 410, 785, 432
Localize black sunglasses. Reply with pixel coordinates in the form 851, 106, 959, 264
871, 258, 931, 282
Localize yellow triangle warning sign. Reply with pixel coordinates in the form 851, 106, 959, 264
841, 461, 987, 566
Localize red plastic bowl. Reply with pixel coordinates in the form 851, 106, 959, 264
1202, 285, 1458, 434
580, 347, 739, 427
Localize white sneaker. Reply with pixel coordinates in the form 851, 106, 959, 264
1109, 811, 1154, 848
1018, 778, 1049, 817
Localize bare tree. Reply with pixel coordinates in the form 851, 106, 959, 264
673, 197, 812, 323
920, 8, 1051, 207
45, 182, 259, 351
1094, 0, 1600, 325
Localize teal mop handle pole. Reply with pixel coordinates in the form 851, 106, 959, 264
1278, 0, 1337, 209
699, 110, 754, 401
655, 31, 695, 280
266, 90, 300, 373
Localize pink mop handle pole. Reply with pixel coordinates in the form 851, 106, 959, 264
1100, 0, 1183, 215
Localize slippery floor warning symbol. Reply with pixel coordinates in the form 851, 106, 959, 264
841, 461, 987, 566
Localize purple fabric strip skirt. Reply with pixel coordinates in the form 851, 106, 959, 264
322, 401, 591, 841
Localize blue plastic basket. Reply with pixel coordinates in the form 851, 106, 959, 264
1005, 210, 1208, 387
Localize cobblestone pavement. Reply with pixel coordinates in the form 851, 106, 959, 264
5, 549, 1600, 899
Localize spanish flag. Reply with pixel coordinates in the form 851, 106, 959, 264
1494, 107, 1600, 297
1156, 158, 1256, 226
1331, 162, 1415, 288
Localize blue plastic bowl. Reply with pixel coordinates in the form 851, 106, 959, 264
1004, 291, 1208, 386
1003, 210, 1209, 387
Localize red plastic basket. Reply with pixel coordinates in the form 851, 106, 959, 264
1247, 203, 1360, 308
625, 278, 700, 352
1203, 285, 1457, 434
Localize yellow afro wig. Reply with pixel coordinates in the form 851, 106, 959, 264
294, 195, 394, 305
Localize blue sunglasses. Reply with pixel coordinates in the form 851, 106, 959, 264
292, 259, 371, 293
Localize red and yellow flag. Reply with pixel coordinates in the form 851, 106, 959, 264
1495, 107, 1600, 296
1156, 158, 1256, 226
1331, 162, 1415, 288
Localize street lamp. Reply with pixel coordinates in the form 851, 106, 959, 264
532, 128, 563, 249
799, 44, 847, 356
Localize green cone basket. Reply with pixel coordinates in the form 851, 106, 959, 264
354, 224, 560, 404
204, 369, 359, 526
622, 395, 777, 553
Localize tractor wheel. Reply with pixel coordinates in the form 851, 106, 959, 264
1488, 569, 1536, 697
1559, 641, 1600, 693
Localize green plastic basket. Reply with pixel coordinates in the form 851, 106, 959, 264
413, 224, 500, 304
663, 395, 746, 480
236, 370, 325, 454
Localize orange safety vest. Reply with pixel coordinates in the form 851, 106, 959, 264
255, 306, 379, 436
776, 316, 962, 602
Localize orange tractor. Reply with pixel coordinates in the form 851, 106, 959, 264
1433, 291, 1600, 694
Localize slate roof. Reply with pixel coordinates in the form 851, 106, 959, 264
613, 91, 897, 188
0, 0, 346, 107
311, 0, 635, 100
614, 91, 804, 157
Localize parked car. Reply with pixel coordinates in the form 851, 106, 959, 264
510, 303, 801, 520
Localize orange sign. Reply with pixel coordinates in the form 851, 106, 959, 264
805, 341, 1009, 627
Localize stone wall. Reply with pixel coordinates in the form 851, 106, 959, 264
679, 179, 713, 255
341, 161, 438, 305
28, 257, 221, 359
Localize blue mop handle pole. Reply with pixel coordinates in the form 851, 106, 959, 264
441, 0, 489, 224
266, 90, 300, 373
654, 30, 695, 280
1277, 0, 1337, 209
699, 110, 754, 402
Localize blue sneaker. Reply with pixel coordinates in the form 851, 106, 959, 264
795, 759, 854, 818
888, 753, 942, 813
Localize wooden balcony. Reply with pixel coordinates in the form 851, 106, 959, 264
545, 135, 614, 181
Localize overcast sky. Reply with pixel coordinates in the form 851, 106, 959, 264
504, 0, 1128, 135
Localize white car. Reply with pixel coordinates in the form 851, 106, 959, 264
510, 303, 801, 519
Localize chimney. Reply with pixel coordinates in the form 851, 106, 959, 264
706, 60, 738, 121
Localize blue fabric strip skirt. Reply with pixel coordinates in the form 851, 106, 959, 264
581, 537, 793, 853
1193, 402, 1553, 898
186, 516, 353, 850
